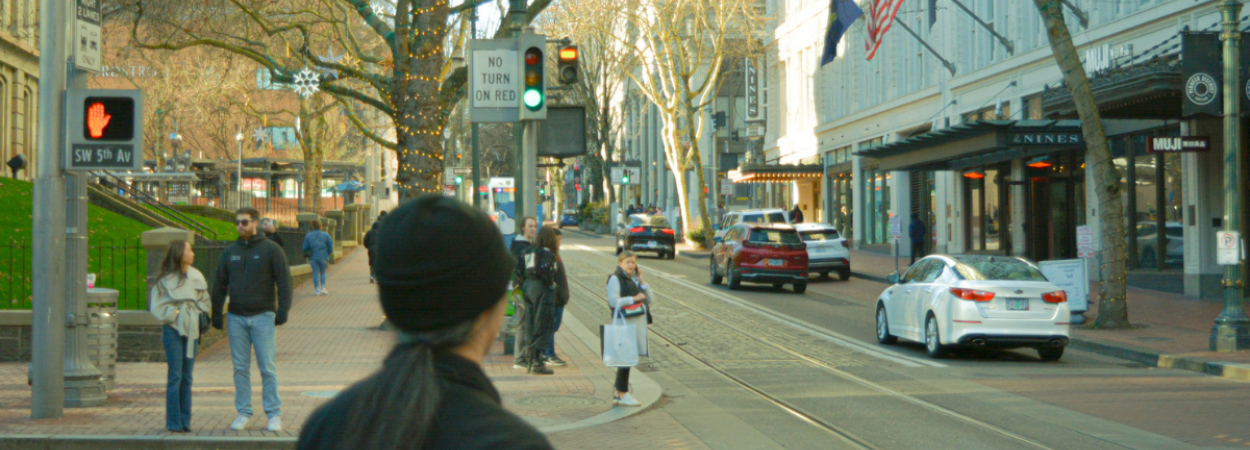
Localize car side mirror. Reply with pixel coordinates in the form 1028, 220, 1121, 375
887, 272, 900, 284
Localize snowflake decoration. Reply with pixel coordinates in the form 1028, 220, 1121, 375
340, 52, 359, 69
372, 4, 386, 17
292, 68, 321, 98
252, 127, 270, 143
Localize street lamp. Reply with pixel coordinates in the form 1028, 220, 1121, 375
235, 131, 244, 210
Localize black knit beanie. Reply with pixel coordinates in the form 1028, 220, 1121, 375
375, 195, 513, 333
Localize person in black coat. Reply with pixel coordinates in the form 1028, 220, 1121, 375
261, 219, 286, 250
297, 195, 552, 450
520, 226, 560, 375
510, 216, 539, 369
362, 211, 387, 283
909, 217, 927, 265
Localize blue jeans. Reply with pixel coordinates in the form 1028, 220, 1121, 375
227, 312, 281, 418
162, 325, 196, 430
545, 306, 564, 358
310, 258, 328, 290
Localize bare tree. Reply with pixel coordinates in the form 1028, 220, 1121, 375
1034, 0, 1128, 328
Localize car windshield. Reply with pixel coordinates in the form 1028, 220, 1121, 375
748, 229, 802, 245
800, 230, 840, 241
742, 212, 788, 224
952, 256, 1049, 281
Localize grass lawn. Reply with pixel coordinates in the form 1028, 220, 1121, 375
0, 178, 154, 310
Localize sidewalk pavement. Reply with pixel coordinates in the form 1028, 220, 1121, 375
847, 249, 1250, 381
0, 249, 659, 448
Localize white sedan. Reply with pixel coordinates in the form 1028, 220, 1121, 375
793, 223, 851, 280
875, 255, 1071, 361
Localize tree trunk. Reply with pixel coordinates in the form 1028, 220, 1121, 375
392, 0, 448, 203
683, 103, 712, 243
298, 101, 324, 214
1034, 0, 1129, 328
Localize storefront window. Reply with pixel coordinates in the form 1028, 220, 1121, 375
1114, 131, 1184, 269
963, 166, 1008, 253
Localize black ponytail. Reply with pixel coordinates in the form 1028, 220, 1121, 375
331, 320, 477, 448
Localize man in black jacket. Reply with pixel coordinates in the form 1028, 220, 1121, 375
212, 207, 293, 433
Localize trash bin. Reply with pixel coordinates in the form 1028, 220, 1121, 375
86, 288, 119, 391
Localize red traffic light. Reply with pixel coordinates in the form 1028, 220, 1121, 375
525, 49, 542, 65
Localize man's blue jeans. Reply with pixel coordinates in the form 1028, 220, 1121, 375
228, 312, 281, 419
310, 258, 328, 290
545, 306, 564, 358
161, 325, 196, 430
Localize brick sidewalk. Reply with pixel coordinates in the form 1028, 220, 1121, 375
0, 249, 645, 442
847, 248, 1250, 377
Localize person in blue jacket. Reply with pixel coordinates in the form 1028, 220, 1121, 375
303, 220, 335, 295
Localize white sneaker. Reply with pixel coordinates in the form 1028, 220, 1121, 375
321, 289, 329, 295
229, 414, 249, 431
266, 416, 282, 432
613, 393, 641, 407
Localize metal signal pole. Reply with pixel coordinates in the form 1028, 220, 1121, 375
1211, 0, 1250, 351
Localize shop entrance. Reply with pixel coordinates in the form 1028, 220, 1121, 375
1024, 152, 1085, 262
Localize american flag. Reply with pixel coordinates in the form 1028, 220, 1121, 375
865, 0, 905, 60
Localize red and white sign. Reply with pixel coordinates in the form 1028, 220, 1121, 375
241, 178, 267, 191
1076, 225, 1095, 258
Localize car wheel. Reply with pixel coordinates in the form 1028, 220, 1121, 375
838, 270, 851, 281
615, 245, 622, 255
924, 315, 950, 358
819, 271, 830, 279
710, 259, 723, 285
667, 251, 676, 260
1037, 347, 1065, 362
772, 283, 785, 290
793, 282, 807, 294
875, 305, 898, 344
727, 262, 741, 290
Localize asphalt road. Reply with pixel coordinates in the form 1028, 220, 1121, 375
557, 230, 1250, 450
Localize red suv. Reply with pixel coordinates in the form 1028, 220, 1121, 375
710, 223, 809, 293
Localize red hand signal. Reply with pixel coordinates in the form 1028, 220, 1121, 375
87, 102, 112, 138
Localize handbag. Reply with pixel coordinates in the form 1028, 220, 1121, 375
197, 310, 210, 338
619, 302, 646, 318
600, 309, 639, 367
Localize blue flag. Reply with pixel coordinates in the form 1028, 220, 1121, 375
820, 0, 864, 66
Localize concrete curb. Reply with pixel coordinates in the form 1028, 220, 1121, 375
1068, 335, 1250, 382
852, 271, 891, 284
0, 435, 295, 449
536, 311, 663, 433
560, 228, 603, 240
675, 249, 710, 260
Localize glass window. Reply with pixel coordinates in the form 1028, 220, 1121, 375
748, 229, 802, 245
766, 212, 788, 223
646, 216, 671, 227
952, 256, 1048, 281
800, 229, 840, 241
920, 261, 945, 283
903, 260, 932, 283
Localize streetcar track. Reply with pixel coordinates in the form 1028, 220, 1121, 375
564, 244, 1060, 450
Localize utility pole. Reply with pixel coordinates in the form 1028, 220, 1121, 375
32, 0, 70, 418
470, 7, 482, 208
236, 131, 244, 210
1211, 0, 1250, 351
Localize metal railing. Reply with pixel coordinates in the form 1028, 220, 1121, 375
1, 238, 148, 310
92, 172, 218, 240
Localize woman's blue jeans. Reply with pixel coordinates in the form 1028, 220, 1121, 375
162, 325, 196, 431
311, 258, 329, 290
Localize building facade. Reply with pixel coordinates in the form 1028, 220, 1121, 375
0, 0, 39, 180
759, 0, 1242, 298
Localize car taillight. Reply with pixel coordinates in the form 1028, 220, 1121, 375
1042, 291, 1068, 303
661, 228, 676, 235
840, 240, 849, 248
949, 288, 995, 302
629, 227, 645, 233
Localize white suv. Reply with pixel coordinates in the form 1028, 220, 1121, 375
794, 223, 851, 280
715, 209, 791, 241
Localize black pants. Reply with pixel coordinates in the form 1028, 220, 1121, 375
615, 367, 630, 393
911, 241, 925, 264
522, 280, 555, 366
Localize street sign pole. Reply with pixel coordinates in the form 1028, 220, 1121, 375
32, 0, 72, 418
1212, 0, 1250, 351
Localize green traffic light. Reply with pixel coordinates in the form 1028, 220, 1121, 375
455, 176, 463, 185
523, 89, 543, 109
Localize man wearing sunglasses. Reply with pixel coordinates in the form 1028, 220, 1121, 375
211, 207, 293, 432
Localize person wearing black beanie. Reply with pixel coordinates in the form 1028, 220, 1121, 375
297, 195, 553, 450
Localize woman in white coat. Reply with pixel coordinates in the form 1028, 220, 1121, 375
149, 240, 211, 432
605, 251, 652, 407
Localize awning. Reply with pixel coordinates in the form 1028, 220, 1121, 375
1042, 57, 1181, 119
728, 164, 823, 183
853, 120, 1084, 171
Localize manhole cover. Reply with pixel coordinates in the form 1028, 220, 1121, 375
301, 390, 342, 398
513, 395, 605, 409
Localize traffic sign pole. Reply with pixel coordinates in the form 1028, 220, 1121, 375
32, 0, 71, 418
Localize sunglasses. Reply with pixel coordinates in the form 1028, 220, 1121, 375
235, 219, 252, 226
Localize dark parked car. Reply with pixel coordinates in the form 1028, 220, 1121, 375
710, 223, 809, 293
616, 214, 677, 259
560, 209, 578, 228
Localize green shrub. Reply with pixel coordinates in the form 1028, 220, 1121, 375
687, 227, 712, 250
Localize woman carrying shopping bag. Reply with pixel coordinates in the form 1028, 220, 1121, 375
149, 240, 211, 432
604, 251, 652, 407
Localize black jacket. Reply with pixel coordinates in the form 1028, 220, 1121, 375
554, 257, 569, 307
211, 234, 293, 324
909, 219, 927, 244
265, 231, 287, 250
791, 208, 805, 224
363, 223, 380, 265
297, 351, 553, 450
510, 237, 532, 283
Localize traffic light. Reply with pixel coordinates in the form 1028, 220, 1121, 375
557, 46, 578, 85
540, 187, 546, 195
621, 172, 630, 184
518, 34, 547, 120
455, 175, 463, 185
712, 111, 726, 130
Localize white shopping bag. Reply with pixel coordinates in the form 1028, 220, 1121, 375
601, 309, 639, 367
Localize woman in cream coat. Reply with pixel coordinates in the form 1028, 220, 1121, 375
149, 240, 211, 433
605, 251, 653, 407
